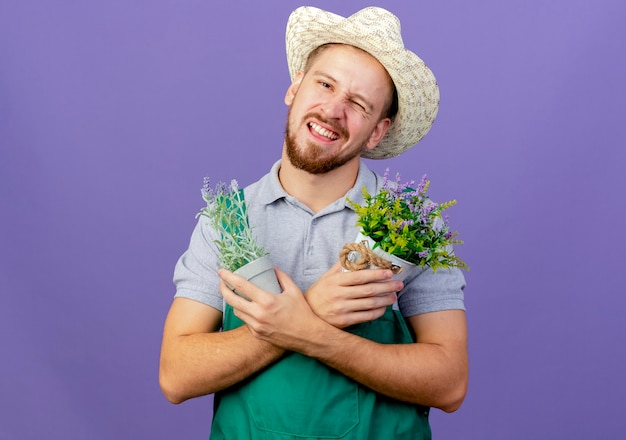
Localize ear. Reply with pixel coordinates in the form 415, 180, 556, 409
284, 71, 305, 106
365, 118, 392, 151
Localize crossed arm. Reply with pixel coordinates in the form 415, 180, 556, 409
159, 262, 468, 411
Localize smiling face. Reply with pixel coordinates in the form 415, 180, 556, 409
283, 44, 394, 175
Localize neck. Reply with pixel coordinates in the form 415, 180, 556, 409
278, 150, 360, 213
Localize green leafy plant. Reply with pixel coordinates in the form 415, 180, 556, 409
196, 178, 267, 271
348, 169, 468, 272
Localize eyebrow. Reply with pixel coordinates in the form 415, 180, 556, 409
311, 71, 374, 112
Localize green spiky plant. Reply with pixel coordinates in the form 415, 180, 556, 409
197, 178, 267, 271
348, 169, 468, 272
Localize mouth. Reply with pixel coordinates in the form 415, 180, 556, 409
308, 122, 339, 141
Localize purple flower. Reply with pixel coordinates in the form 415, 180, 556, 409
420, 201, 438, 224
416, 174, 427, 192
395, 171, 414, 194
215, 181, 228, 195
201, 177, 212, 199
382, 168, 415, 198
397, 219, 414, 231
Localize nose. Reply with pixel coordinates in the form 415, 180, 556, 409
320, 95, 346, 119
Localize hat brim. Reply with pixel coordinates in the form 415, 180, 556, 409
286, 6, 440, 159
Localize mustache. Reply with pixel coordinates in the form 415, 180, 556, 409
305, 112, 348, 139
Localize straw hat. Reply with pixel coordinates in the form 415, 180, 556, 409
286, 6, 440, 159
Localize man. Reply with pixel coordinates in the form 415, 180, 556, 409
160, 6, 467, 439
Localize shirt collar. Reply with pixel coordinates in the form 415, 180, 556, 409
255, 160, 290, 206
344, 161, 379, 211
256, 159, 379, 210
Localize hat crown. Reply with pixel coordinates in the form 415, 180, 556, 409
343, 7, 404, 47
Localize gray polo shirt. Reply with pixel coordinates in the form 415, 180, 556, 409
174, 160, 465, 317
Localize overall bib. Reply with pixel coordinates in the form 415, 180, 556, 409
210, 304, 431, 439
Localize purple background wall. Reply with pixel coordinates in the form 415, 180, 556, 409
1, 0, 625, 438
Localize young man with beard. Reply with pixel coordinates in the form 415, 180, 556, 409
160, 6, 467, 439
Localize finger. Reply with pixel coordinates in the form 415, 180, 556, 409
330, 264, 397, 291
345, 267, 395, 284
219, 279, 253, 311
219, 282, 259, 328
339, 306, 388, 328
371, 279, 404, 295
218, 268, 266, 304
329, 260, 345, 273
353, 292, 397, 310
273, 267, 302, 295
355, 306, 388, 322
336, 283, 402, 308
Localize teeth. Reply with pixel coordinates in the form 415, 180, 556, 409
309, 122, 338, 140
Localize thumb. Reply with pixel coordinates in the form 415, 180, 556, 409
329, 260, 345, 273
273, 267, 302, 295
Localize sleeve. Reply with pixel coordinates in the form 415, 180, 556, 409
173, 218, 224, 311
398, 266, 466, 317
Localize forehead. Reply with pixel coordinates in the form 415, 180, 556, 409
307, 44, 388, 77
306, 44, 394, 104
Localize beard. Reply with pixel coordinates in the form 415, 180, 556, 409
284, 111, 367, 175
